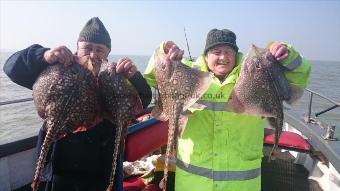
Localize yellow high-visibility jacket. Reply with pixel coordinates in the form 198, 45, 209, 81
144, 42, 311, 191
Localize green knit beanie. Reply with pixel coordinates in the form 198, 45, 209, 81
204, 29, 238, 55
78, 17, 111, 49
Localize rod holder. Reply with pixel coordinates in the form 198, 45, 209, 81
322, 125, 338, 141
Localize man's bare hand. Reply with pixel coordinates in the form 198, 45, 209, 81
43, 46, 75, 66
164, 41, 184, 61
270, 41, 288, 61
116, 57, 137, 79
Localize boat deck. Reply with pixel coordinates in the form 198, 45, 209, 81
261, 147, 322, 191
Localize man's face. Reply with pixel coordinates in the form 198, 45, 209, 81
77, 41, 110, 76
205, 45, 236, 79
77, 41, 110, 62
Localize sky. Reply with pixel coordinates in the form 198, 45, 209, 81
1, 0, 340, 61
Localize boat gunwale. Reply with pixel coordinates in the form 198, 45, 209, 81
284, 109, 340, 172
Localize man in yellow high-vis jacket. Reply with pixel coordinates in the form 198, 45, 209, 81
144, 29, 311, 191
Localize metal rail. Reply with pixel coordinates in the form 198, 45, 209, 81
304, 88, 339, 141
0, 98, 33, 106
305, 88, 340, 120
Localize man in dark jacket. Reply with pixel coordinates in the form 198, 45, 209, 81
3, 17, 152, 191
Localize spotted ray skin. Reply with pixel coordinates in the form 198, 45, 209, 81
31, 63, 100, 191
152, 48, 211, 191
226, 45, 292, 161
98, 61, 143, 191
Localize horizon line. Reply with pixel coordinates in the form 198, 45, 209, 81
1, 49, 340, 63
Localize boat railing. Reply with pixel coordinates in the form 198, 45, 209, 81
1, 88, 339, 140
303, 88, 339, 140
0, 97, 33, 106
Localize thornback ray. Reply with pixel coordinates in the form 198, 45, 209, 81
98, 60, 143, 191
152, 48, 212, 191
31, 61, 100, 191
225, 44, 303, 162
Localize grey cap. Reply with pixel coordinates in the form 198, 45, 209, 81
78, 17, 111, 49
204, 29, 238, 55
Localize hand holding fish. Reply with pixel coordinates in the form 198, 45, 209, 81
163, 41, 184, 61
116, 57, 137, 79
269, 41, 289, 61
43, 46, 75, 66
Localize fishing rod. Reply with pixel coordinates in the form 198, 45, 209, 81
184, 27, 193, 61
